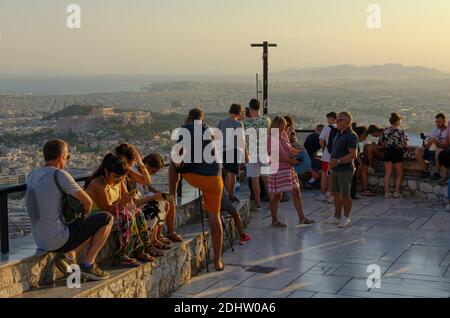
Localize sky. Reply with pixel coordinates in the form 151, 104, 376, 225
1, 0, 450, 76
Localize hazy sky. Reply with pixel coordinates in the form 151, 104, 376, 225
1, 0, 450, 76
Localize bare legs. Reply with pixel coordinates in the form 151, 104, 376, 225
333, 193, 352, 218
81, 217, 113, 265
384, 162, 403, 194
270, 193, 283, 225
292, 187, 306, 221
207, 211, 224, 270
224, 172, 237, 199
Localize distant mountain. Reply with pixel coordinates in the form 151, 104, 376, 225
274, 64, 449, 79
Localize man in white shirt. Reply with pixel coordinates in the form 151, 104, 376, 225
317, 112, 337, 203
415, 113, 449, 180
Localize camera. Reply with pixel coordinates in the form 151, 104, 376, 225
420, 133, 427, 146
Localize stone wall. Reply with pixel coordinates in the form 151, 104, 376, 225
367, 173, 448, 203
1, 198, 215, 298
19, 201, 251, 298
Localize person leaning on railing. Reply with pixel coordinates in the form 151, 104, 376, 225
25, 139, 113, 281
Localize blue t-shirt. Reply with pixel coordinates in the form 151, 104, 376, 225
330, 128, 358, 172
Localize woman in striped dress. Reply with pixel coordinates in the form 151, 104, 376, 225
267, 116, 315, 227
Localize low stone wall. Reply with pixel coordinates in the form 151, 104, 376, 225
1, 198, 201, 298
367, 173, 448, 203
18, 201, 251, 298
82, 206, 251, 298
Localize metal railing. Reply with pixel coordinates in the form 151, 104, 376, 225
0, 163, 183, 255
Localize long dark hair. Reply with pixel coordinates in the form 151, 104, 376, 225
85, 153, 128, 188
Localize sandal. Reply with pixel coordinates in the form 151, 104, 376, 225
147, 245, 164, 257
299, 218, 315, 225
115, 256, 142, 267
135, 251, 155, 263
271, 221, 287, 228
167, 232, 183, 243
157, 236, 173, 246
153, 241, 172, 250
167, 232, 184, 243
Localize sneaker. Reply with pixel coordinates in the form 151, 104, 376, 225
446, 204, 450, 213
299, 218, 315, 226
432, 173, 441, 181
384, 192, 393, 198
80, 263, 110, 281
393, 192, 403, 199
338, 218, 352, 228
324, 217, 341, 225
239, 234, 251, 245
421, 171, 431, 178
54, 254, 77, 277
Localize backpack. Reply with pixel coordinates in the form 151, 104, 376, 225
326, 125, 339, 154
54, 170, 86, 224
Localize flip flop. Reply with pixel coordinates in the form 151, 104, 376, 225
168, 232, 184, 243
135, 252, 155, 263
158, 236, 174, 246
114, 256, 142, 267
271, 221, 287, 228
146, 246, 164, 257
153, 241, 172, 250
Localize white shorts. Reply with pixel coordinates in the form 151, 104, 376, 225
246, 162, 270, 178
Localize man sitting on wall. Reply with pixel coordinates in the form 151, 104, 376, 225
415, 113, 449, 181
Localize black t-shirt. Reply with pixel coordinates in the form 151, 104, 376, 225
304, 132, 321, 158
175, 121, 221, 176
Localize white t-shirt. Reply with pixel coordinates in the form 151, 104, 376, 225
430, 127, 448, 144
319, 124, 337, 163
26, 166, 82, 251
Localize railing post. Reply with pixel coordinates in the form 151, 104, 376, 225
0, 191, 9, 254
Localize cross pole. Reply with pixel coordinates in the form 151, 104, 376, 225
250, 41, 277, 115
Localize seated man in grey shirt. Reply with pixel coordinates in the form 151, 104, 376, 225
26, 139, 113, 281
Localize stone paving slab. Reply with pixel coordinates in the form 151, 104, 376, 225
184, 190, 450, 298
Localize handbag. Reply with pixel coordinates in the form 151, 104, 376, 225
54, 170, 86, 224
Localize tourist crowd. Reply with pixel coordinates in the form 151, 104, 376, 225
25, 99, 450, 282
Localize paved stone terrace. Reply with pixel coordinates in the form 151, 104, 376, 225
172, 189, 450, 298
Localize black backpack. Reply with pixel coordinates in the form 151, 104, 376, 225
326, 125, 339, 154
